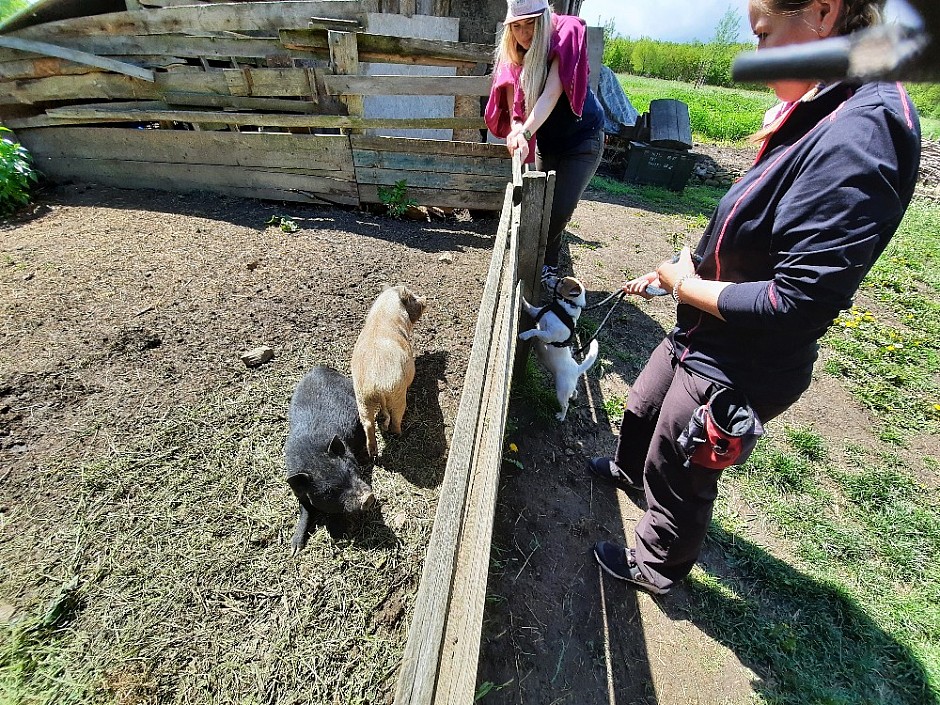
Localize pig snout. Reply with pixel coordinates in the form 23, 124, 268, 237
344, 476, 375, 513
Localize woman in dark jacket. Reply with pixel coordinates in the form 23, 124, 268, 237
589, 0, 921, 595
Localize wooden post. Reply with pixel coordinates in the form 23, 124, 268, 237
512, 161, 555, 383
328, 30, 362, 133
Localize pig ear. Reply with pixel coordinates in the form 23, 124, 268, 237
327, 435, 346, 456
286, 473, 311, 492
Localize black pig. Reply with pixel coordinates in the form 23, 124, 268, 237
285, 366, 375, 553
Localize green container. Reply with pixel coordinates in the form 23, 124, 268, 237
622, 141, 696, 192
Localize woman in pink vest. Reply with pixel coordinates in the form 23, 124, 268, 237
485, 0, 605, 286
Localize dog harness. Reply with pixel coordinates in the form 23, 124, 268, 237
533, 300, 577, 348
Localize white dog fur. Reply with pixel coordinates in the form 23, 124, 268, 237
519, 276, 599, 421
351, 285, 426, 458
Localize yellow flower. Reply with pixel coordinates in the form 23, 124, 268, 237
508, 443, 518, 453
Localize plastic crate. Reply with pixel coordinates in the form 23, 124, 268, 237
622, 141, 697, 192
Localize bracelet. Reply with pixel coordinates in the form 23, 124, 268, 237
672, 274, 699, 304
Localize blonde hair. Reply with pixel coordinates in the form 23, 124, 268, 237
493, 8, 553, 117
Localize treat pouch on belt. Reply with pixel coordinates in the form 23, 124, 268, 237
678, 388, 764, 470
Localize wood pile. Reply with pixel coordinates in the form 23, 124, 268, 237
0, 0, 512, 210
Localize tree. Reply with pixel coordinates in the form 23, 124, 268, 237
713, 5, 742, 46
696, 5, 743, 87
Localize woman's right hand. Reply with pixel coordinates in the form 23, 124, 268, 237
622, 272, 660, 299
508, 132, 530, 162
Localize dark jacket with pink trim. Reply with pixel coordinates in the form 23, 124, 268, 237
671, 81, 921, 403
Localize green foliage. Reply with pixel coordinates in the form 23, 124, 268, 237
0, 0, 31, 24
906, 82, 940, 120
377, 179, 418, 219
265, 214, 299, 233
616, 74, 776, 141
822, 198, 940, 442
0, 127, 38, 216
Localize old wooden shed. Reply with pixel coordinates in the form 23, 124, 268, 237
0, 0, 591, 211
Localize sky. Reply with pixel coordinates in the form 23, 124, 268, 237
578, 0, 924, 44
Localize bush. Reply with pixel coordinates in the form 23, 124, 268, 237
0, 127, 37, 216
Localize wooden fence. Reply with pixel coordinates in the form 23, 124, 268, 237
393, 155, 554, 704
0, 1, 513, 210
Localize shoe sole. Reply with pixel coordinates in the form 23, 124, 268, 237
586, 460, 643, 493
592, 547, 668, 595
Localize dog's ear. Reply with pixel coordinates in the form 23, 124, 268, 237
560, 278, 583, 299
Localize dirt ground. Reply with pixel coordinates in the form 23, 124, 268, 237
1, 140, 937, 704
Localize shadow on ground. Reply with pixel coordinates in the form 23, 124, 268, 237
476, 247, 935, 704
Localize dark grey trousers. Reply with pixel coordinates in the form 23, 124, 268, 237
613, 339, 797, 591
535, 127, 605, 269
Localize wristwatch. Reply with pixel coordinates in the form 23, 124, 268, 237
523, 128, 532, 141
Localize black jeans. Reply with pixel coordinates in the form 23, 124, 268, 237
535, 127, 604, 269
613, 339, 799, 591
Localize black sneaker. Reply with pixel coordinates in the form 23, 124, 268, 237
586, 457, 643, 493
593, 541, 669, 595
540, 265, 558, 288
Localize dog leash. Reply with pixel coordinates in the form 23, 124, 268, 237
571, 290, 627, 356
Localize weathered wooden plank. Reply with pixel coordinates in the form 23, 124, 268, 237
0, 68, 488, 106
16, 126, 355, 174
0, 36, 292, 61
31, 157, 360, 206
516, 170, 548, 304
436, 226, 518, 704
328, 30, 362, 123
163, 91, 325, 114
0, 57, 99, 80
0, 74, 161, 105
358, 184, 503, 211
11, 2, 364, 39
0, 36, 155, 81
353, 149, 509, 178
351, 134, 506, 159
280, 29, 493, 67
0, 55, 193, 81
355, 167, 505, 192
324, 73, 491, 96
392, 181, 512, 705
35, 104, 485, 130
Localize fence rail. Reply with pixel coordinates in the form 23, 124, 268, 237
0, 4, 510, 210
394, 155, 553, 704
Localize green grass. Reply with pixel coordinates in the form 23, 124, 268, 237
617, 74, 777, 142
822, 198, 940, 443
920, 116, 940, 142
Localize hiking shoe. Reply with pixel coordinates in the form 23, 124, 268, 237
540, 265, 558, 288
586, 457, 643, 493
593, 541, 669, 595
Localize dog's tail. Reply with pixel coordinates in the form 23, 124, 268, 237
576, 339, 600, 375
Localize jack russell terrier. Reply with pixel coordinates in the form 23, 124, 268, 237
519, 275, 599, 421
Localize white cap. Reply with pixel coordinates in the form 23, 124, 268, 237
504, 0, 550, 25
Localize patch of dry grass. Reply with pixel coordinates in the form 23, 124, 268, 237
2, 377, 438, 704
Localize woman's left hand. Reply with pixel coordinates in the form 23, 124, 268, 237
656, 246, 696, 292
